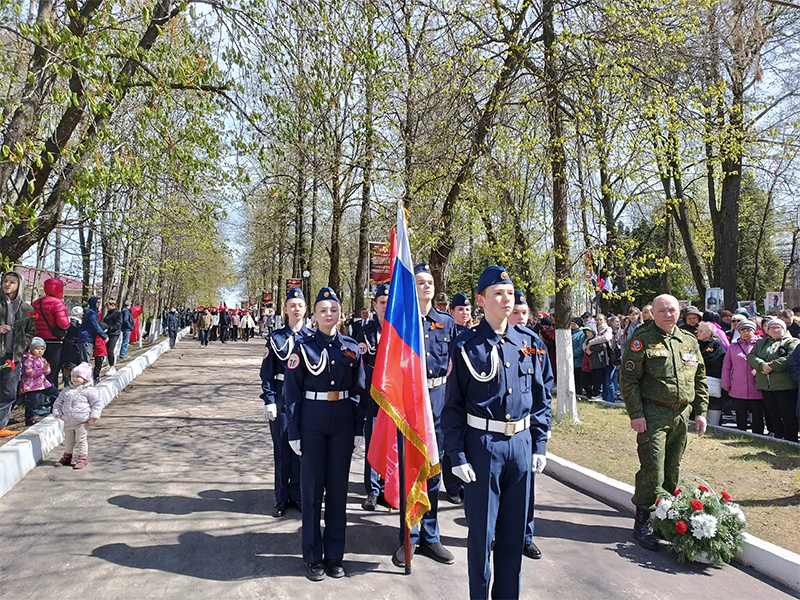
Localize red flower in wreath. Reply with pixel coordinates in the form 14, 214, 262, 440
656, 498, 661, 506
673, 489, 682, 496
720, 491, 731, 503
675, 521, 688, 535
691, 500, 704, 511
698, 486, 709, 492
4, 359, 14, 370
28, 311, 36, 317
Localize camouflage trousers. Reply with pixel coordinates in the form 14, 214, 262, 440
632, 402, 691, 511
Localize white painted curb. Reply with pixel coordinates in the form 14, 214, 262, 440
545, 453, 800, 592
0, 328, 189, 500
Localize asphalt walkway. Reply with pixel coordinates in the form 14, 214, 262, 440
0, 337, 795, 599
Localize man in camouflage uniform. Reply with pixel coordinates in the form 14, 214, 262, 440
620, 294, 709, 551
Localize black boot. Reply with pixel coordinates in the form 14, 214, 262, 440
633, 507, 659, 551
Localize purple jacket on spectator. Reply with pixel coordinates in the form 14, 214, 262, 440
721, 337, 762, 400
19, 350, 53, 394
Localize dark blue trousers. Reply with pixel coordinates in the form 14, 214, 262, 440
524, 473, 536, 544
364, 416, 383, 496
268, 411, 301, 504
300, 401, 355, 563
464, 428, 531, 600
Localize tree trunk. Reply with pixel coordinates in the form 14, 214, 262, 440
354, 23, 374, 310
543, 0, 577, 422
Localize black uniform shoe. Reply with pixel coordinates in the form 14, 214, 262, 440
272, 502, 287, 518
392, 543, 416, 568
288, 499, 302, 513
446, 493, 463, 505
416, 542, 455, 564
324, 558, 345, 578
362, 495, 378, 511
306, 561, 326, 582
633, 507, 660, 551
523, 540, 542, 559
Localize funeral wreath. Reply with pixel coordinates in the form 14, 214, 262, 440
651, 479, 747, 565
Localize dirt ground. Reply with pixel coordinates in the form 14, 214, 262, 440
549, 400, 800, 554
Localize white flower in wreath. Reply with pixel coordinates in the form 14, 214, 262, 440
690, 513, 718, 539
727, 503, 746, 523
654, 499, 672, 520
667, 508, 681, 520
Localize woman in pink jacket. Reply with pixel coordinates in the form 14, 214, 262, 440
722, 320, 763, 434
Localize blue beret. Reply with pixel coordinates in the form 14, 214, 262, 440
514, 290, 527, 306
315, 287, 340, 305
286, 288, 304, 301
451, 292, 470, 307
374, 284, 390, 298
477, 266, 513, 294
414, 263, 432, 275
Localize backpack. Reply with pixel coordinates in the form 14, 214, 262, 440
37, 299, 68, 339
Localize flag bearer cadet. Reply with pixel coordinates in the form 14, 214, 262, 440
393, 263, 457, 567
358, 284, 389, 511
443, 266, 553, 600
260, 288, 312, 518
284, 287, 366, 581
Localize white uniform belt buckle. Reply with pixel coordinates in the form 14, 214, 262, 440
327, 391, 339, 402
503, 421, 517, 436
275, 373, 284, 381
427, 376, 445, 389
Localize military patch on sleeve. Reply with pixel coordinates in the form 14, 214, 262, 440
359, 342, 367, 355
287, 353, 300, 369
625, 360, 636, 371
630, 340, 643, 352
263, 346, 270, 360
447, 357, 453, 377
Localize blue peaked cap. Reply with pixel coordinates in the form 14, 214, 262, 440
374, 284, 390, 298
514, 290, 527, 306
414, 263, 432, 275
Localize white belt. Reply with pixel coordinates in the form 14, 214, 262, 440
427, 376, 446, 389
275, 373, 284, 381
467, 414, 530, 437
305, 391, 350, 402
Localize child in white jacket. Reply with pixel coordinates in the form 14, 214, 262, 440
52, 362, 103, 469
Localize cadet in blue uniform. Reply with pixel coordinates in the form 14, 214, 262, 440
443, 295, 472, 505
260, 288, 313, 517
508, 290, 551, 559
392, 263, 456, 567
284, 288, 366, 581
358, 284, 389, 511
451, 292, 473, 334
443, 266, 553, 600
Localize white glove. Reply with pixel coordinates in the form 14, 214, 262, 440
354, 435, 364, 451
289, 440, 302, 456
547, 430, 552, 440
532, 454, 547, 474
453, 463, 477, 483
264, 404, 278, 421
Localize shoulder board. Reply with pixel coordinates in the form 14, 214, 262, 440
436, 309, 456, 322
514, 324, 539, 339
455, 327, 478, 348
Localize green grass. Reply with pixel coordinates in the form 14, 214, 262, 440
549, 400, 800, 554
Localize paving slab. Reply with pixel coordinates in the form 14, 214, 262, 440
0, 338, 796, 600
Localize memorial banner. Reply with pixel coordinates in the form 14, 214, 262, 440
369, 241, 391, 285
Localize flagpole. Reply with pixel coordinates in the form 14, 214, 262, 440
397, 428, 411, 574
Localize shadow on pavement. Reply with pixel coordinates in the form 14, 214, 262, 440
92, 529, 381, 581
108, 489, 275, 516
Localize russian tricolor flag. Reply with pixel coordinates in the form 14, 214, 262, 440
368, 205, 440, 528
